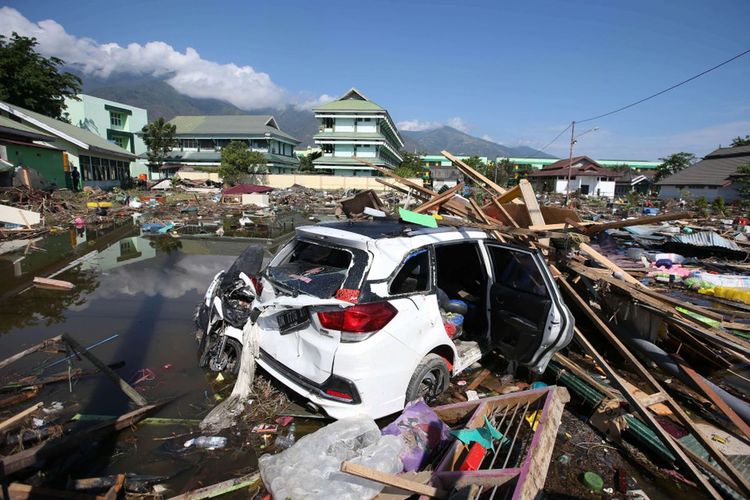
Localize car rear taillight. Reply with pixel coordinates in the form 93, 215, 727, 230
317, 302, 398, 340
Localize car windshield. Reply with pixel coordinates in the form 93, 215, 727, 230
266, 239, 368, 298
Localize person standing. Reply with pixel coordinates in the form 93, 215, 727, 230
71, 166, 81, 192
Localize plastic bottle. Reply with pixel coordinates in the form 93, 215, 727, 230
184, 436, 227, 449
274, 423, 296, 449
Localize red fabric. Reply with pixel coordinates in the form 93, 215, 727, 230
222, 184, 274, 195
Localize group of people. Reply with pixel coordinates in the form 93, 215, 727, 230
67, 167, 148, 191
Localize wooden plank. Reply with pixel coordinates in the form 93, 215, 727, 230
578, 243, 644, 288
100, 474, 125, 500
584, 211, 695, 235
518, 180, 544, 227
0, 402, 43, 433
1, 404, 161, 475
560, 277, 750, 497
341, 462, 448, 499
8, 482, 96, 499
0, 204, 41, 227
672, 355, 750, 440
413, 182, 465, 214
441, 150, 507, 196
62, 334, 147, 407
33, 277, 75, 290
552, 353, 620, 401
166, 472, 259, 500
494, 185, 521, 204
465, 369, 491, 391
0, 335, 63, 370
490, 198, 520, 228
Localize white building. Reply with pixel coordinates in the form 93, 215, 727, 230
313, 88, 404, 176
527, 156, 621, 198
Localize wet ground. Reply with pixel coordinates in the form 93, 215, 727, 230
0, 219, 311, 495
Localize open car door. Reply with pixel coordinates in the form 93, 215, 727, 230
484, 242, 574, 373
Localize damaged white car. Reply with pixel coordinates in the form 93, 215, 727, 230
195, 220, 574, 419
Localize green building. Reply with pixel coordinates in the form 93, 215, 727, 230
64, 94, 150, 178
162, 115, 300, 178
313, 88, 404, 176
0, 101, 135, 189
0, 115, 66, 188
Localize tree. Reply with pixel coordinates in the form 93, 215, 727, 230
219, 141, 267, 186
0, 33, 82, 120
731, 135, 750, 147
299, 151, 322, 173
141, 118, 178, 170
654, 152, 696, 182
735, 163, 750, 201
394, 151, 423, 178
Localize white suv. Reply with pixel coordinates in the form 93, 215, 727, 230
199, 220, 574, 420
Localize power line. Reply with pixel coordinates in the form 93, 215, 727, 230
576, 47, 750, 124
538, 123, 571, 153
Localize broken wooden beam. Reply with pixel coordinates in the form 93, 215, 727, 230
341, 462, 448, 499
32, 277, 74, 291
0, 402, 43, 433
440, 150, 507, 196
413, 182, 465, 214
62, 334, 147, 407
166, 472, 260, 500
584, 211, 695, 235
0, 335, 63, 371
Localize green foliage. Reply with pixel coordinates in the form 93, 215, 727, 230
654, 152, 696, 182
394, 151, 424, 178
0, 33, 82, 120
141, 117, 178, 167
485, 158, 515, 186
735, 162, 750, 200
299, 151, 322, 173
625, 190, 642, 208
219, 141, 267, 185
731, 135, 750, 147
694, 195, 708, 214
712, 196, 725, 216
461, 156, 485, 172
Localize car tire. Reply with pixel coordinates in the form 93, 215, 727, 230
405, 354, 449, 405
223, 338, 243, 375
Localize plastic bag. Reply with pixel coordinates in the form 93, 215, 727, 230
381, 399, 452, 472
259, 415, 403, 500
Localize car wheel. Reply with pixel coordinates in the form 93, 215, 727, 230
405, 354, 449, 405
223, 338, 243, 375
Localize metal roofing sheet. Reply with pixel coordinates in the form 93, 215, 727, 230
669, 231, 741, 251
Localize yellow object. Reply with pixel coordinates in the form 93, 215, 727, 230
698, 286, 750, 306
525, 410, 541, 431
86, 201, 113, 208
215, 373, 224, 382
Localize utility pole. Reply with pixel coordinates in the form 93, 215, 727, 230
564, 121, 576, 206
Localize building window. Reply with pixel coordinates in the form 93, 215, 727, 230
322, 144, 334, 154
322, 118, 334, 129
181, 139, 198, 150
110, 112, 123, 127
112, 136, 127, 149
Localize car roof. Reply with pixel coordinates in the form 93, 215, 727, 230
314, 219, 486, 239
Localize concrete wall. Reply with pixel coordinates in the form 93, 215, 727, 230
658, 185, 739, 202
178, 170, 421, 191
4, 143, 66, 187
552, 177, 615, 198
334, 118, 355, 133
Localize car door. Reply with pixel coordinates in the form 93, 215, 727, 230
483, 242, 574, 372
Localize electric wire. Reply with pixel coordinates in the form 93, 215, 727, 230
576, 47, 750, 124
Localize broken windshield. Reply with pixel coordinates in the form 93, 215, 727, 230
266, 240, 368, 298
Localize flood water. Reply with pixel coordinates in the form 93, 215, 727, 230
0, 220, 289, 494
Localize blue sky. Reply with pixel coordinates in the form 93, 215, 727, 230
2, 0, 749, 159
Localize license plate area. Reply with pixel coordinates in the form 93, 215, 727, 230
277, 308, 309, 334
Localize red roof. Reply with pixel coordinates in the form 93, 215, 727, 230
527, 156, 622, 178
222, 183, 274, 195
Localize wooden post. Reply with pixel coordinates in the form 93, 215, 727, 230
0, 335, 63, 371
559, 277, 750, 497
0, 403, 43, 433
62, 334, 147, 407
341, 462, 448, 499
441, 150, 508, 196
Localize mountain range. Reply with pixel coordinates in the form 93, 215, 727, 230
81, 75, 552, 159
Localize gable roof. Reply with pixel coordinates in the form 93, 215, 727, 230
0, 100, 135, 159
222, 183, 274, 195
527, 156, 622, 178
0, 115, 56, 142
657, 145, 750, 186
167, 115, 298, 143
314, 87, 385, 112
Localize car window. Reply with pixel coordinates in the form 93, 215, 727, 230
267, 240, 367, 298
488, 247, 548, 297
389, 249, 430, 295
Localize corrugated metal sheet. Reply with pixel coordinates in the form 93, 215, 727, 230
670, 231, 742, 251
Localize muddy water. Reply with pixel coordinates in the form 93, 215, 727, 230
0, 221, 283, 494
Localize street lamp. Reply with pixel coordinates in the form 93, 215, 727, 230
564, 121, 599, 205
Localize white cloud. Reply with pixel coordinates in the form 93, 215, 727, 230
293, 93, 336, 111
0, 7, 330, 110
397, 116, 471, 133
447, 117, 470, 132
481, 134, 495, 142
397, 119, 444, 131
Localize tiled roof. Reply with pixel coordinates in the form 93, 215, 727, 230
527, 156, 622, 178
0, 100, 135, 159
657, 146, 750, 186
168, 115, 299, 143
